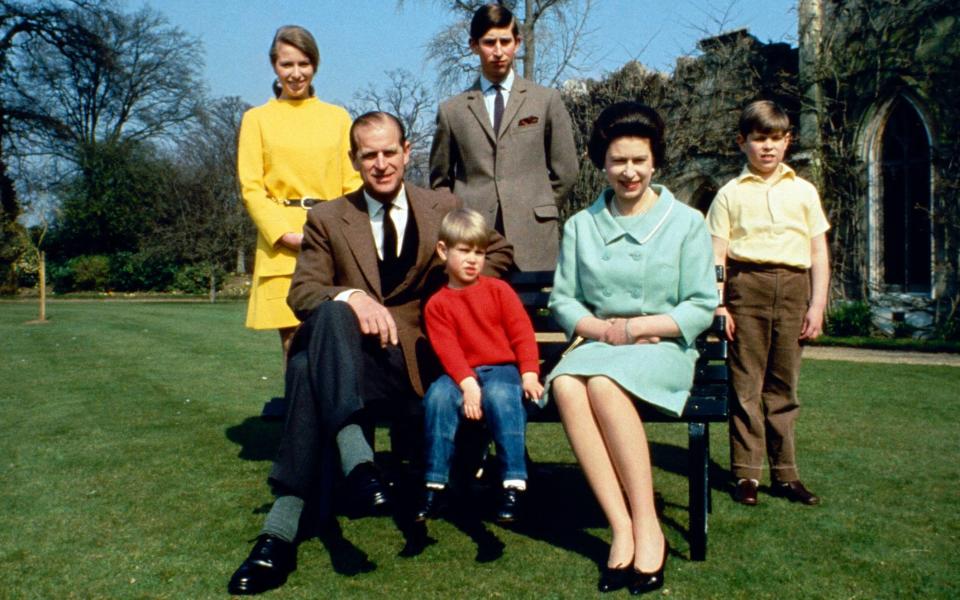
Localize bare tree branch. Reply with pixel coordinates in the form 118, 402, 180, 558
350, 69, 436, 186
400, 0, 596, 94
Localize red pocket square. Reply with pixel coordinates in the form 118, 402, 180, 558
518, 116, 540, 127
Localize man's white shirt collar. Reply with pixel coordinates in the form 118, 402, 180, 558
363, 185, 408, 260
480, 69, 515, 94
480, 71, 514, 128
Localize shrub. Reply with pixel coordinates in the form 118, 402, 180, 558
826, 300, 874, 337
50, 255, 111, 292
14, 251, 39, 289
171, 263, 224, 295
109, 251, 177, 292
933, 305, 960, 341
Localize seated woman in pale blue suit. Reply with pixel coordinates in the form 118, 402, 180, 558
546, 102, 717, 594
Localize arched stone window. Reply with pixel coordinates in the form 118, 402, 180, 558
864, 96, 933, 295
881, 99, 931, 292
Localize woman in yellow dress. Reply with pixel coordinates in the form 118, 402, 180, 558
238, 25, 361, 359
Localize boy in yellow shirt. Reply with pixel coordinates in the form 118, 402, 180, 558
706, 100, 830, 506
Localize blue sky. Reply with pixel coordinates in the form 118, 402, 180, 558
132, 0, 798, 108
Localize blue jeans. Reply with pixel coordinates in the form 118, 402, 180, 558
423, 364, 528, 484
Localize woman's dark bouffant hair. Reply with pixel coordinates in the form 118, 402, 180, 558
587, 102, 666, 169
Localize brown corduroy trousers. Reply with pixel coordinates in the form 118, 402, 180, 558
726, 261, 810, 482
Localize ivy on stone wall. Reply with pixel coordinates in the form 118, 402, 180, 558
562, 30, 798, 220
815, 0, 960, 328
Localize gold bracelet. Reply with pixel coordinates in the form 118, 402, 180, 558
624, 318, 631, 341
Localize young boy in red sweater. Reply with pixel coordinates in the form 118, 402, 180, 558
417, 208, 543, 523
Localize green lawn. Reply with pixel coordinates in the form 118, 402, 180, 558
1, 300, 958, 599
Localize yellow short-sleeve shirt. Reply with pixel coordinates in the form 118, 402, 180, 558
706, 163, 829, 269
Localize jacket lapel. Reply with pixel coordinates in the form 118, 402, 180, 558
386, 185, 440, 297
465, 81, 496, 145
341, 190, 383, 299
498, 76, 528, 141
408, 185, 442, 273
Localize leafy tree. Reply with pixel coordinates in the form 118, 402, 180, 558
47, 139, 167, 260
4, 0, 202, 261
0, 0, 101, 292
146, 96, 252, 301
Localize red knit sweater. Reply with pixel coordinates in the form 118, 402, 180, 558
424, 276, 540, 384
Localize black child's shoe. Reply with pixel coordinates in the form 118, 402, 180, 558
496, 487, 524, 523
414, 486, 447, 522
772, 479, 821, 505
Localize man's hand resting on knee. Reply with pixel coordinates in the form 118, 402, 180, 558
347, 291, 399, 347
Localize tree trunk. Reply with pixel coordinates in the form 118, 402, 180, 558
235, 245, 246, 273
798, 0, 825, 191
208, 270, 217, 303
39, 250, 47, 322
523, 0, 535, 79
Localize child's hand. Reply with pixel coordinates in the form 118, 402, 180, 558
521, 372, 544, 402
717, 306, 735, 341
460, 377, 483, 420
800, 305, 824, 340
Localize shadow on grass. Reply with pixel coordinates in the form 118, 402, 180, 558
222, 418, 731, 570
224, 416, 283, 461
511, 461, 610, 565
648, 439, 731, 494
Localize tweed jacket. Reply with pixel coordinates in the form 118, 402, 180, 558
288, 184, 514, 395
429, 75, 579, 271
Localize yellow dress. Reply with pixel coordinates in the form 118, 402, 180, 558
238, 97, 361, 329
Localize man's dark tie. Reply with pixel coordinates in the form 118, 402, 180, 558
493, 84, 504, 135
381, 202, 397, 264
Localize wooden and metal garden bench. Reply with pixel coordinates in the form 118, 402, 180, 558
261, 269, 729, 560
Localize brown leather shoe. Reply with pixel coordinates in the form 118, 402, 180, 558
772, 480, 820, 505
732, 478, 758, 505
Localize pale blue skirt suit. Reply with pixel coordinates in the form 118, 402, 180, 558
545, 186, 718, 417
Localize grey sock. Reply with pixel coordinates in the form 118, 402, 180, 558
260, 495, 304, 543
336, 423, 374, 476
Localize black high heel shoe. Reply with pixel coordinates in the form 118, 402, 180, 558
629, 538, 669, 595
598, 564, 632, 593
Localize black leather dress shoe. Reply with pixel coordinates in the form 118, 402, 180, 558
414, 487, 447, 522
597, 564, 632, 593
346, 462, 390, 512
227, 534, 297, 595
629, 538, 668, 596
732, 478, 759, 505
772, 480, 820, 505
496, 487, 524, 523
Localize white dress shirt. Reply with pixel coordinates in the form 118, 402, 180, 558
480, 70, 515, 129
364, 186, 409, 260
